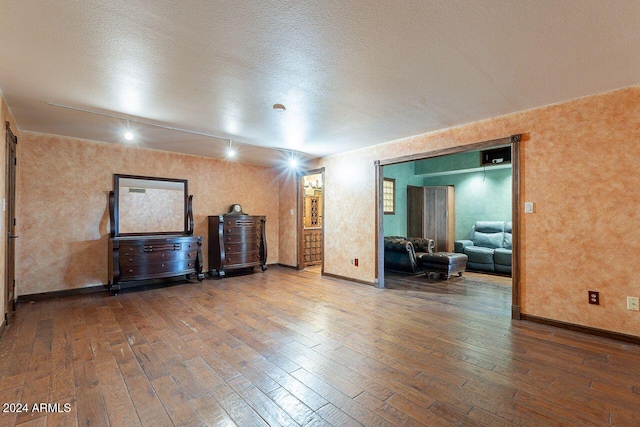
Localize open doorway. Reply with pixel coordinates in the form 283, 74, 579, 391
298, 168, 325, 274
376, 135, 522, 319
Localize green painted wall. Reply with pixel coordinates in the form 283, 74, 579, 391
382, 162, 422, 237
422, 167, 512, 239
414, 151, 481, 174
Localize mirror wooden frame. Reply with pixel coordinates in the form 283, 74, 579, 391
109, 174, 194, 238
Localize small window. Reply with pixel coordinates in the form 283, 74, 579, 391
383, 178, 395, 215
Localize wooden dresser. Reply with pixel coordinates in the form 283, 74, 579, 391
208, 205, 267, 277
107, 174, 204, 294
108, 235, 204, 293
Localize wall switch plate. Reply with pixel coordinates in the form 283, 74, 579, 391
524, 202, 534, 213
627, 296, 639, 311
588, 291, 599, 305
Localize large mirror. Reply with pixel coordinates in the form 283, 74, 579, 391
109, 174, 192, 237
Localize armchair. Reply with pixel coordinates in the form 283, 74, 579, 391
384, 236, 435, 274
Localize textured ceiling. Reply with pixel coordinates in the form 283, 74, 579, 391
1, 1, 639, 166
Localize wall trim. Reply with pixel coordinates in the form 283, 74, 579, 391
379, 135, 515, 166
511, 305, 521, 320
297, 167, 326, 274
277, 263, 299, 269
520, 314, 640, 346
0, 317, 7, 344
322, 272, 376, 287
16, 285, 109, 303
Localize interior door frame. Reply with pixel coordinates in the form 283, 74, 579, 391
297, 167, 325, 272
5, 122, 17, 323
375, 134, 522, 319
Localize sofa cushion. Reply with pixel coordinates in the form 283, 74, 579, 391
494, 248, 512, 266
472, 231, 505, 249
495, 264, 511, 274
502, 232, 512, 250
474, 221, 505, 233
463, 246, 495, 264
467, 261, 495, 272
503, 222, 512, 249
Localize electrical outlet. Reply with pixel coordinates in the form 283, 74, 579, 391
354, 258, 359, 267
588, 291, 599, 305
627, 297, 639, 311
350, 259, 354, 265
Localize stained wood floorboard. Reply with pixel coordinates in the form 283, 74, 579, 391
1, 267, 639, 426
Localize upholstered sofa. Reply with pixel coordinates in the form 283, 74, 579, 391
454, 221, 512, 274
384, 236, 435, 274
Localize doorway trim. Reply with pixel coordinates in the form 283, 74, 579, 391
297, 167, 325, 273
375, 134, 522, 319
5, 121, 18, 325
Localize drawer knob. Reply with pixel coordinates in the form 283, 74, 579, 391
128, 269, 133, 273
128, 258, 134, 262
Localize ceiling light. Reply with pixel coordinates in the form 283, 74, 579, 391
288, 157, 299, 168
273, 103, 286, 112
226, 140, 236, 158
124, 120, 134, 141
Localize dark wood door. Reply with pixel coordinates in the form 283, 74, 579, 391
406, 185, 424, 238
5, 122, 17, 320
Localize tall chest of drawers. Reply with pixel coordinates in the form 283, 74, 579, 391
108, 235, 204, 293
208, 212, 267, 278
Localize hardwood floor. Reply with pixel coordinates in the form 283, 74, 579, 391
1, 266, 639, 426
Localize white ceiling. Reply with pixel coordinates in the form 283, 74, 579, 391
1, 1, 639, 166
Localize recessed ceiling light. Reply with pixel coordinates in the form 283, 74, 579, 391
226, 140, 236, 158
124, 131, 134, 141
273, 103, 286, 112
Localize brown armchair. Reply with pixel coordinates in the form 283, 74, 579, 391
384, 236, 435, 274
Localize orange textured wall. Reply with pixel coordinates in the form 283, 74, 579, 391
16, 132, 280, 295
318, 85, 640, 337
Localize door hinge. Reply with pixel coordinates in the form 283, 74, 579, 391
13, 157, 16, 165
13, 218, 16, 226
